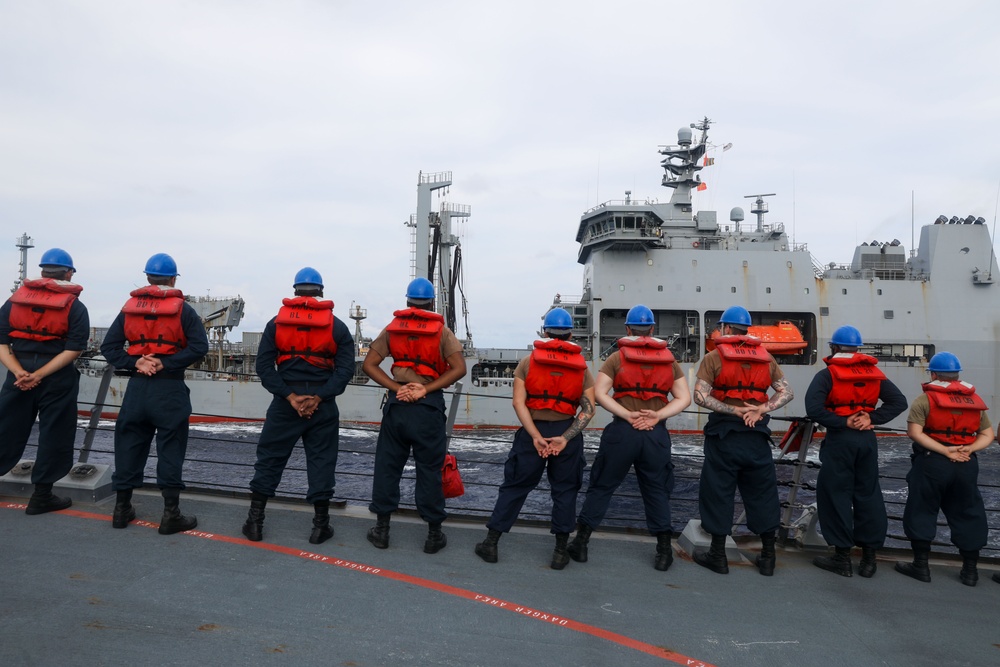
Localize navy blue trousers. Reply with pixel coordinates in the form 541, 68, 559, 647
486, 419, 585, 535
112, 376, 191, 490
698, 415, 780, 536
579, 418, 674, 535
250, 393, 341, 503
369, 395, 448, 524
816, 429, 887, 549
903, 450, 988, 551
0, 361, 79, 484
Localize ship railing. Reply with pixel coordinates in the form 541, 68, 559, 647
64, 377, 1000, 561
419, 170, 452, 185
582, 198, 661, 216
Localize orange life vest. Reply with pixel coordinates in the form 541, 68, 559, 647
122, 285, 187, 356
8, 278, 82, 341
274, 297, 338, 369
710, 336, 773, 403
524, 338, 587, 415
823, 353, 886, 416
386, 308, 448, 379
922, 380, 988, 446
613, 336, 675, 401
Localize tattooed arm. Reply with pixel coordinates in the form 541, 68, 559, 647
693, 378, 743, 415
548, 387, 597, 454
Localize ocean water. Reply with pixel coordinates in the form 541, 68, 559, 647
56, 419, 1000, 556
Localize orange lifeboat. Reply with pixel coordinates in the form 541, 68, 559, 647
706, 320, 808, 355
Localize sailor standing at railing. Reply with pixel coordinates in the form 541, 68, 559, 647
362, 277, 467, 554
894, 352, 995, 587
100, 253, 208, 535
806, 325, 907, 579
0, 248, 89, 515
691, 305, 793, 576
566, 304, 689, 572
473, 307, 596, 569
241, 267, 354, 544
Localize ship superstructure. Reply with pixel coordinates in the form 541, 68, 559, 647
549, 118, 999, 430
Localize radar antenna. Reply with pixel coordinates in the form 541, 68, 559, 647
744, 193, 777, 232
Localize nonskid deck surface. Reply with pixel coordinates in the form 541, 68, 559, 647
3, 492, 999, 667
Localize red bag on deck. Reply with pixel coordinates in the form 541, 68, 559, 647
442, 453, 465, 498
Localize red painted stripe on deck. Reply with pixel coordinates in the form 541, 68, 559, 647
2, 502, 714, 666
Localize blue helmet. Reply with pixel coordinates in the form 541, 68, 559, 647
144, 253, 178, 277
625, 305, 655, 326
719, 306, 751, 327
293, 267, 324, 288
543, 308, 573, 331
928, 351, 962, 373
406, 277, 435, 301
38, 248, 75, 271
830, 325, 863, 347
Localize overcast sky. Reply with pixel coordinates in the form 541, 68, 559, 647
3, 1, 999, 349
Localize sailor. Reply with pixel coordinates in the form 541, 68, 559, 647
474, 308, 596, 569
242, 268, 355, 544
362, 277, 467, 552
0, 249, 89, 514
806, 325, 907, 578
566, 305, 689, 571
100, 253, 208, 534
691, 305, 793, 576
895, 352, 994, 586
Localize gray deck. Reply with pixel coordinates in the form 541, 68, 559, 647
2, 491, 999, 667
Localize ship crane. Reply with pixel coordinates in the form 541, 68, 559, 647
187, 296, 246, 374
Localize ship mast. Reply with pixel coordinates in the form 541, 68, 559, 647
658, 117, 709, 222
348, 302, 367, 356
745, 193, 777, 231
13, 233, 34, 293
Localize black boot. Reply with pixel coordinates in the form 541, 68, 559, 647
242, 493, 267, 542
475, 529, 502, 563
993, 572, 1000, 584
694, 534, 729, 574
367, 513, 390, 549
858, 547, 878, 578
567, 523, 592, 563
894, 541, 931, 583
309, 500, 334, 545
654, 532, 674, 572
424, 523, 447, 554
814, 546, 853, 577
25, 483, 72, 515
959, 549, 979, 587
112, 489, 136, 529
756, 531, 776, 576
158, 488, 197, 535
551, 533, 570, 570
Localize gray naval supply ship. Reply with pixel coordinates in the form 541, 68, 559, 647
72, 117, 1000, 432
